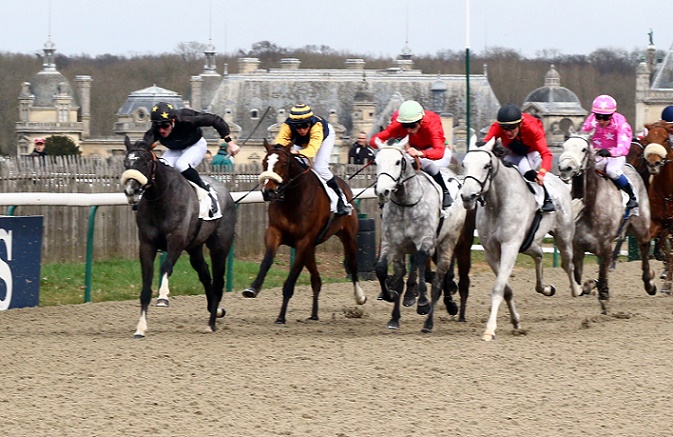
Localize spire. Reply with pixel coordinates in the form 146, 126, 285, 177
42, 37, 57, 72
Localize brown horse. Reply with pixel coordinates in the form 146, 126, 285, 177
642, 121, 673, 293
241, 141, 367, 324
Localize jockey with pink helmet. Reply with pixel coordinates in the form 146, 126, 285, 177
580, 94, 637, 209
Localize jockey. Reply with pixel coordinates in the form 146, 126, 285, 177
370, 100, 454, 208
636, 105, 673, 140
143, 102, 240, 215
274, 103, 350, 216
483, 103, 555, 212
580, 94, 637, 209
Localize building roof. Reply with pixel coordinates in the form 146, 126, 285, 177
116, 85, 185, 115
522, 65, 586, 115
29, 38, 77, 107
651, 44, 673, 89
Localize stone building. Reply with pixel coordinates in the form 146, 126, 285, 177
521, 64, 588, 151
635, 37, 673, 132
15, 37, 91, 155
16, 38, 502, 162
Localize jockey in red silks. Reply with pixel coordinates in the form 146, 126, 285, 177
483, 103, 555, 212
581, 94, 637, 209
370, 100, 453, 208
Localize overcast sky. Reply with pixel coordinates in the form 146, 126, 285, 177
1, 0, 670, 59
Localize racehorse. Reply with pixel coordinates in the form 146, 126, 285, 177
120, 136, 236, 338
241, 140, 366, 324
641, 121, 673, 293
461, 138, 580, 341
373, 138, 472, 332
558, 133, 656, 314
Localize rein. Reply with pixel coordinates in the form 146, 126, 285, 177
376, 148, 424, 207
462, 149, 496, 205
264, 149, 313, 200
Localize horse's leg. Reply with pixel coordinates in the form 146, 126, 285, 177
415, 249, 432, 315
635, 227, 657, 297
386, 258, 406, 329
375, 246, 397, 303
573, 247, 593, 296
187, 246, 223, 333
529, 244, 556, 297
454, 239, 472, 322
596, 246, 612, 315
553, 230, 582, 297
134, 242, 157, 338
422, 241, 455, 333
403, 254, 419, 307
276, 241, 311, 324
483, 245, 519, 341
155, 243, 183, 307
242, 227, 282, 298
337, 226, 367, 305
302, 246, 322, 321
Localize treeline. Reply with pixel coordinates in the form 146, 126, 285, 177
0, 41, 660, 155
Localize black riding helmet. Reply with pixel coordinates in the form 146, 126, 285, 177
497, 103, 523, 126
151, 102, 176, 125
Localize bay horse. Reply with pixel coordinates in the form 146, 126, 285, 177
120, 136, 236, 338
641, 121, 673, 293
373, 138, 473, 333
558, 134, 656, 314
461, 138, 580, 341
241, 140, 366, 324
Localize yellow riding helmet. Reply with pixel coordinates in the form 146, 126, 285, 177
288, 104, 314, 124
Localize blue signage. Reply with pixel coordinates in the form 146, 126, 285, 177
0, 216, 43, 310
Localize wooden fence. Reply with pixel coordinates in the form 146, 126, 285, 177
0, 156, 380, 263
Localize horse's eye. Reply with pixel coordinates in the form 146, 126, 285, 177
396, 159, 401, 166
582, 147, 587, 153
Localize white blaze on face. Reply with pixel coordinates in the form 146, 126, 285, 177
259, 153, 283, 186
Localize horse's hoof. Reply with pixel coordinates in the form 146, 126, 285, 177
274, 318, 286, 325
242, 288, 258, 298
482, 333, 495, 341
648, 284, 659, 296
402, 294, 416, 307
660, 271, 667, 280
416, 303, 430, 316
216, 308, 226, 318
202, 326, 215, 334
377, 291, 384, 300
445, 301, 458, 316
133, 333, 145, 339
156, 298, 169, 307
387, 320, 400, 330
421, 326, 432, 334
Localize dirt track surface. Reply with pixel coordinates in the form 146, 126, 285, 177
1, 261, 673, 437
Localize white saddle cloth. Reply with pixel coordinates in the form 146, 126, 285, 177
189, 182, 223, 221
313, 170, 354, 216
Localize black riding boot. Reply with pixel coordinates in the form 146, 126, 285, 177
540, 185, 555, 212
181, 167, 218, 215
615, 175, 638, 209
326, 177, 350, 216
431, 172, 452, 209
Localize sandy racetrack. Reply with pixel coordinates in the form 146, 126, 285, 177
1, 260, 672, 436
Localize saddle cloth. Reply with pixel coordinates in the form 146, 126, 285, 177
313, 170, 354, 216
189, 182, 223, 221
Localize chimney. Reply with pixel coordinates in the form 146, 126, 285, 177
279, 58, 301, 70
75, 75, 92, 138
345, 58, 366, 70
237, 57, 260, 74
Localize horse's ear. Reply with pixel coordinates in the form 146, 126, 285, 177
374, 137, 385, 149
479, 137, 495, 152
567, 125, 578, 136
397, 136, 409, 149
263, 138, 272, 152
124, 135, 133, 151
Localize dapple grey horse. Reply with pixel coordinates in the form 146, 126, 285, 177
558, 134, 656, 314
461, 138, 580, 341
374, 138, 470, 332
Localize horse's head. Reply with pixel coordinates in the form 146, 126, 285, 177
558, 134, 591, 181
258, 139, 303, 202
373, 137, 412, 203
460, 137, 496, 210
120, 135, 156, 205
642, 122, 671, 176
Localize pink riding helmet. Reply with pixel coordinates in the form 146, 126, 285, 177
591, 94, 617, 114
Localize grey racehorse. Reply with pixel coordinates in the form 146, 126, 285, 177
374, 138, 470, 332
461, 138, 580, 341
558, 134, 656, 314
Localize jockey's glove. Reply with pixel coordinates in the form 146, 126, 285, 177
596, 148, 611, 158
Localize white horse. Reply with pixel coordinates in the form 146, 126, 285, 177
374, 137, 471, 332
461, 138, 581, 341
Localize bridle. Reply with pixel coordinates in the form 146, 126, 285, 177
121, 148, 159, 201
462, 148, 496, 205
375, 147, 423, 207
260, 148, 312, 201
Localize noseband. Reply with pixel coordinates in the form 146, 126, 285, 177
259, 148, 312, 201
375, 148, 423, 206
462, 149, 496, 204
121, 149, 159, 198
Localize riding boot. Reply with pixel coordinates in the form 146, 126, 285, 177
326, 177, 350, 216
614, 174, 638, 209
540, 185, 555, 212
182, 167, 218, 215
431, 172, 452, 209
